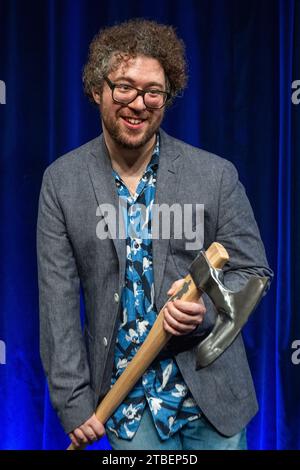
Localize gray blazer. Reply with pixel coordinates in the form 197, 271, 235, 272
37, 129, 273, 436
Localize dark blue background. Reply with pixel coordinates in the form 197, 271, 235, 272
0, 0, 299, 450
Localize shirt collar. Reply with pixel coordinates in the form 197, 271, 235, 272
112, 133, 160, 183
144, 133, 160, 175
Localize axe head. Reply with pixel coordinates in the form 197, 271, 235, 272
188, 250, 269, 368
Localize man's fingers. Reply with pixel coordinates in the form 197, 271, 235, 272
69, 432, 80, 448
95, 423, 106, 438
172, 299, 206, 316
74, 428, 88, 444
166, 301, 204, 324
85, 425, 97, 441
78, 424, 100, 443
167, 279, 185, 296
70, 414, 106, 447
164, 307, 201, 333
88, 415, 106, 438
163, 319, 182, 336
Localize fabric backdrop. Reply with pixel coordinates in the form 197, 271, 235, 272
0, 0, 299, 450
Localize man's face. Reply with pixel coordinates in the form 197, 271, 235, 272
94, 56, 167, 149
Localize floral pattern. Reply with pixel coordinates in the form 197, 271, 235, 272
106, 135, 201, 440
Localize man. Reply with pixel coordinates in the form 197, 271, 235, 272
37, 19, 273, 450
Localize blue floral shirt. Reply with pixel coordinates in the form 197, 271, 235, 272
106, 135, 201, 441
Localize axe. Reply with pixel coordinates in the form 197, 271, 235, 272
189, 249, 268, 367
67, 241, 267, 450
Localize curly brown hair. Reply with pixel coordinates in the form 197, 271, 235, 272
83, 19, 187, 104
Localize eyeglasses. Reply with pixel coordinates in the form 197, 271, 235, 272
104, 76, 171, 109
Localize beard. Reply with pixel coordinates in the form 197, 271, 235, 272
101, 109, 164, 150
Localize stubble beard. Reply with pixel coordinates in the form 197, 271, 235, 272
102, 113, 163, 150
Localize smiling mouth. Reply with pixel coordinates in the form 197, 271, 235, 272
124, 117, 144, 124
121, 116, 147, 129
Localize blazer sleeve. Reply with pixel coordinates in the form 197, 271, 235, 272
216, 159, 273, 290
181, 158, 273, 343
165, 157, 273, 352
37, 167, 95, 434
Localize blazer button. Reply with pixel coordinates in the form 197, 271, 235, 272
114, 293, 119, 303
103, 337, 108, 347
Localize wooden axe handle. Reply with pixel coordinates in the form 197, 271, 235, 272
67, 242, 229, 450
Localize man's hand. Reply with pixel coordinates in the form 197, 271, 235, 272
163, 279, 206, 336
69, 413, 106, 448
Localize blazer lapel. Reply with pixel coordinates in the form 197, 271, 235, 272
153, 129, 183, 302
86, 135, 127, 281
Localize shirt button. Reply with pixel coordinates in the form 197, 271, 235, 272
103, 337, 108, 347
114, 292, 119, 303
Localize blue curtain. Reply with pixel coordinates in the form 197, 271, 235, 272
0, 0, 299, 450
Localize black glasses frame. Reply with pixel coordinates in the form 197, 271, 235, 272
104, 76, 171, 109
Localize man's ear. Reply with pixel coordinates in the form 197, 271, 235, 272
92, 88, 101, 105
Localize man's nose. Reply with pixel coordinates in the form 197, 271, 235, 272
128, 94, 147, 111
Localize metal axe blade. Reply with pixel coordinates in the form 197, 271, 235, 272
188, 250, 269, 368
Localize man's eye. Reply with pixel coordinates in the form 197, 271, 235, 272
147, 90, 161, 96
117, 84, 132, 91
